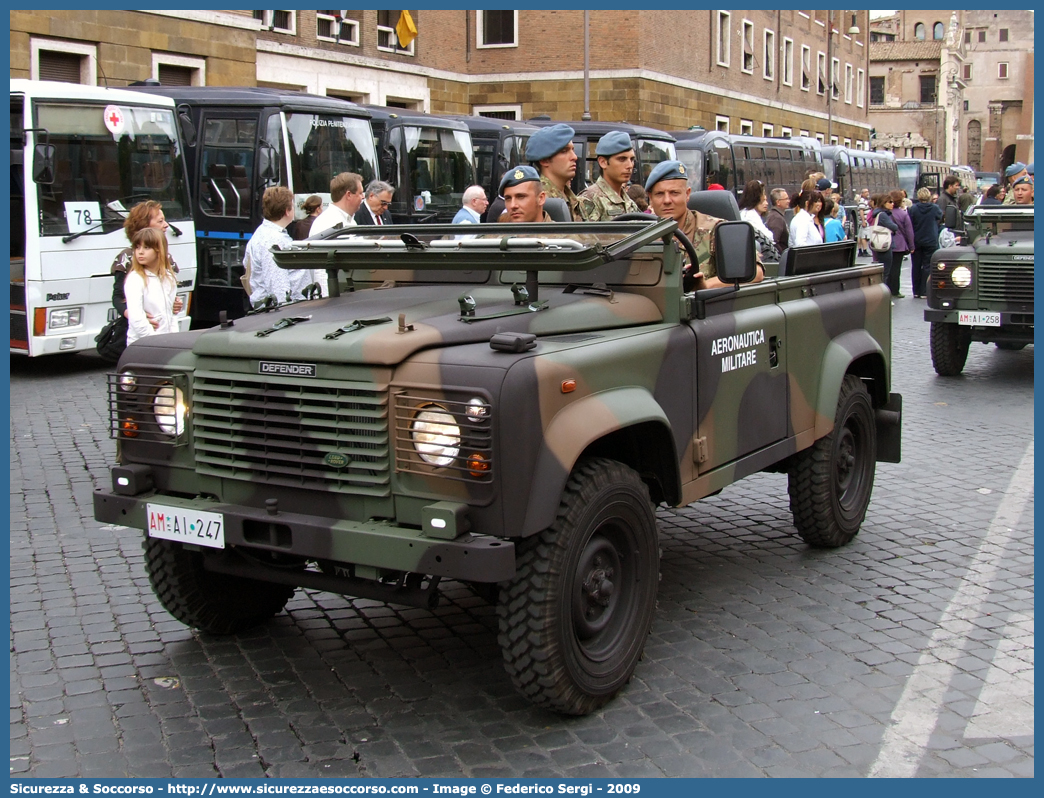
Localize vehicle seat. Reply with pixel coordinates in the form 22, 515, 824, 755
687, 190, 741, 221
543, 197, 570, 222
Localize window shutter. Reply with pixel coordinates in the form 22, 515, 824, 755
157, 64, 193, 86
38, 50, 82, 84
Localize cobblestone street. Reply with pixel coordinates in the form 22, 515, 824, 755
9, 280, 1033, 778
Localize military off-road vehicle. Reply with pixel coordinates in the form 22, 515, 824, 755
926, 205, 1034, 375
94, 213, 902, 715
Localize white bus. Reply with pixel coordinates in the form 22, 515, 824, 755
10, 80, 196, 356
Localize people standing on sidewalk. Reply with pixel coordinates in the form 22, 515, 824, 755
908, 187, 943, 298
870, 194, 900, 298
888, 189, 915, 298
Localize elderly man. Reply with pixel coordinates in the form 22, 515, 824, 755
765, 187, 790, 251
579, 131, 639, 221
646, 160, 762, 290
1003, 162, 1029, 205
310, 172, 365, 236
496, 166, 552, 223
354, 180, 394, 226
453, 185, 489, 225
1011, 175, 1034, 205
526, 123, 594, 221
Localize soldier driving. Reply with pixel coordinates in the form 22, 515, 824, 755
525, 123, 595, 222
579, 131, 639, 221
646, 160, 763, 290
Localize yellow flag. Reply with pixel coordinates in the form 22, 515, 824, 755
395, 10, 417, 48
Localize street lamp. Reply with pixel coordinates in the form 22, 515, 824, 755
827, 12, 861, 144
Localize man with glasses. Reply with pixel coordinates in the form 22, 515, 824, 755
309, 172, 365, 236
355, 180, 395, 226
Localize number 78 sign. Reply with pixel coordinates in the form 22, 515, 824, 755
63, 202, 103, 234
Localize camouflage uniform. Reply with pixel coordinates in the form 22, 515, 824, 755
540, 175, 595, 222
677, 208, 723, 279
579, 176, 640, 221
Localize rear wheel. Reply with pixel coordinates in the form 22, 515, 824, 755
497, 458, 660, 715
788, 375, 876, 548
930, 322, 970, 376
144, 538, 295, 634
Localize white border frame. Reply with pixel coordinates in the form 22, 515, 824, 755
472, 104, 523, 119
716, 11, 731, 68
476, 10, 519, 49
30, 37, 97, 85
151, 52, 206, 86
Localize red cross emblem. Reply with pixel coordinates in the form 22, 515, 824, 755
103, 104, 125, 135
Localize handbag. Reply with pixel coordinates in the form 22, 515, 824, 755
95, 315, 128, 363
868, 223, 893, 251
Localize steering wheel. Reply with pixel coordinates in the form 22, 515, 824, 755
614, 212, 700, 285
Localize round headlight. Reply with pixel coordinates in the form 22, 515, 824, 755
154, 385, 187, 437
951, 265, 972, 288
119, 372, 137, 392
411, 405, 460, 467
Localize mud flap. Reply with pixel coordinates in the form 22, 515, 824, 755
875, 392, 902, 463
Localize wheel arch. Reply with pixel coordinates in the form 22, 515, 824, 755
814, 331, 889, 439
519, 388, 679, 537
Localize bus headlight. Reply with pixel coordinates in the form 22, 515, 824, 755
951, 265, 972, 288
154, 385, 187, 437
48, 308, 82, 329
411, 405, 461, 467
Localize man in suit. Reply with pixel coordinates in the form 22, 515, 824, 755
354, 180, 395, 226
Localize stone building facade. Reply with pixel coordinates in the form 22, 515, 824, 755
11, 9, 874, 147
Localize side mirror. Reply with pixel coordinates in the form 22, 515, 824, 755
714, 221, 757, 284
835, 160, 848, 177
707, 150, 720, 176
32, 142, 56, 185
944, 204, 960, 229
257, 143, 279, 182
177, 108, 196, 147
380, 146, 398, 187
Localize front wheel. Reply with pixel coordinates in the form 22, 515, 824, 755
930, 322, 970, 376
787, 375, 877, 548
497, 458, 660, 715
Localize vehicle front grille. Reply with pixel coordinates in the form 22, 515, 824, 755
978, 259, 1034, 305
192, 370, 390, 497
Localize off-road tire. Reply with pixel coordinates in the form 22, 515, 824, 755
788, 375, 876, 548
930, 322, 970, 376
144, 538, 295, 634
995, 342, 1026, 351
497, 458, 660, 715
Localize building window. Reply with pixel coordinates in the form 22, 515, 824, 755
914, 22, 925, 40
999, 28, 1009, 42
815, 133, 825, 144
716, 12, 730, 67
254, 10, 295, 35
152, 53, 205, 86
978, 30, 986, 42
843, 138, 851, 148
817, 51, 827, 95
781, 127, 792, 138
869, 76, 884, 105
830, 135, 839, 145
715, 115, 730, 133
740, 119, 753, 136
741, 20, 754, 73
317, 11, 360, 45
964, 31, 971, 44
831, 57, 840, 99
377, 9, 416, 55
800, 45, 811, 91
963, 100, 969, 111
933, 22, 944, 40
782, 38, 794, 86
31, 38, 97, 84
920, 74, 937, 104
473, 104, 522, 120
998, 62, 1009, 79
799, 129, 809, 138
477, 10, 517, 48
963, 64, 972, 81
763, 29, 775, 81
762, 124, 774, 137
856, 68, 865, 108
844, 63, 854, 104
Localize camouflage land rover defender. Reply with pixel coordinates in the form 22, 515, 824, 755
94, 215, 902, 715
926, 205, 1034, 376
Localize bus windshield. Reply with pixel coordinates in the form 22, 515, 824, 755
403, 126, 472, 209
636, 139, 676, 186
896, 161, 918, 196
34, 101, 190, 237
284, 112, 377, 193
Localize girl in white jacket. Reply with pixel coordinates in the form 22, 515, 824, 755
124, 227, 178, 346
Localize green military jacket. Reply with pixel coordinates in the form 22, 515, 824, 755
540, 175, 595, 222
678, 208, 723, 280
578, 176, 639, 221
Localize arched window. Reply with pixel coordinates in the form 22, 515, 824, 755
933, 22, 944, 40
914, 22, 926, 40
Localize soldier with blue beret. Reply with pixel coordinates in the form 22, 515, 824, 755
496, 165, 552, 223
580, 131, 639, 221
1003, 162, 1028, 205
646, 160, 762, 290
526, 123, 594, 221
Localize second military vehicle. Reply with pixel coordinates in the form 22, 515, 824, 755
94, 210, 902, 715
926, 204, 1034, 375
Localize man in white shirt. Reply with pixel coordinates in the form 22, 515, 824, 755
246, 186, 315, 307
453, 185, 489, 225
309, 172, 364, 237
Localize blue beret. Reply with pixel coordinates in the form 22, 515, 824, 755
644, 160, 689, 192
1005, 162, 1026, 178
595, 131, 633, 157
1027, 162, 1034, 175
526, 123, 575, 162
1012, 175, 1032, 188
499, 165, 541, 195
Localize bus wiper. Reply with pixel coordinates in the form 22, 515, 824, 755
62, 220, 113, 244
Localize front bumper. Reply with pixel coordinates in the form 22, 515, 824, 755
93, 489, 515, 583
